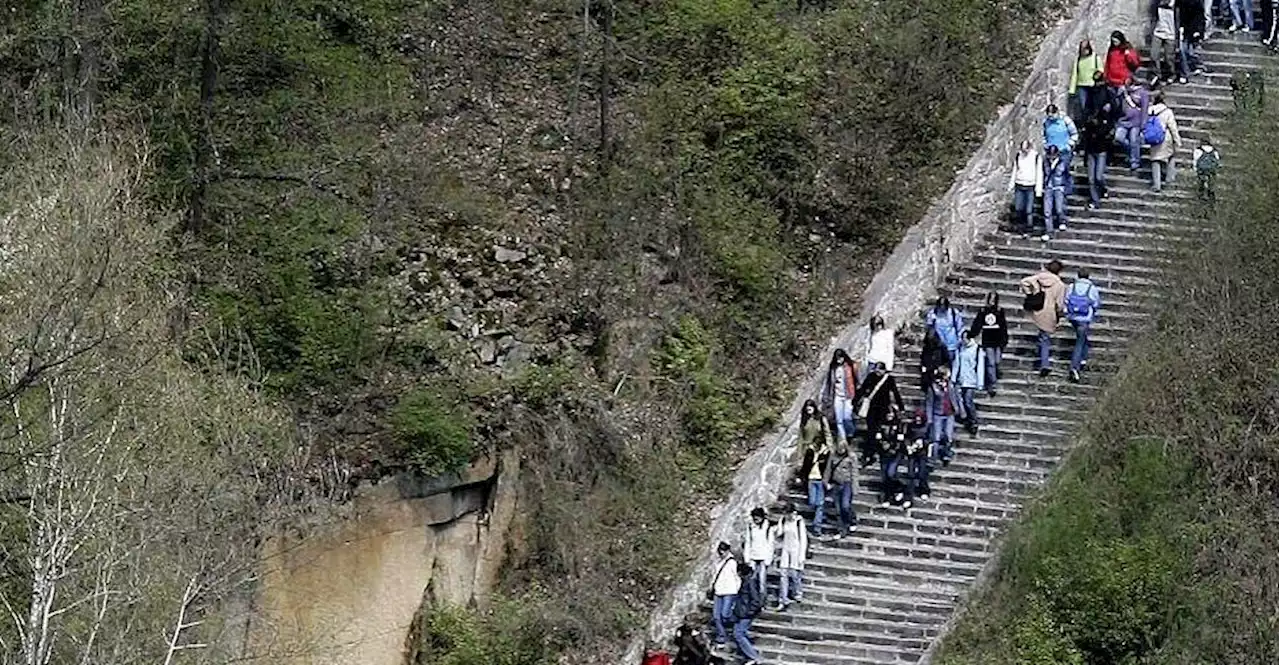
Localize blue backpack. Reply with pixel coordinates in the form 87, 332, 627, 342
1066, 282, 1094, 322
1143, 114, 1166, 145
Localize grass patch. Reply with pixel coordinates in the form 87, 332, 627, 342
934, 91, 1278, 665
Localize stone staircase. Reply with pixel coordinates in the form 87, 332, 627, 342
699, 32, 1275, 665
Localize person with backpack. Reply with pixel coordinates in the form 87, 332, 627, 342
742, 508, 776, 600
1041, 144, 1071, 242
797, 399, 830, 535
1147, 92, 1184, 193
1063, 269, 1101, 384
951, 331, 985, 436
904, 410, 930, 504
1103, 31, 1142, 89
1068, 40, 1103, 123
1115, 77, 1150, 173
673, 624, 713, 665
1193, 139, 1221, 202
919, 327, 951, 392
1042, 104, 1079, 195
820, 348, 859, 443
774, 502, 808, 611
969, 290, 1008, 396
708, 542, 740, 650
1080, 99, 1113, 210
1008, 139, 1044, 236
731, 562, 763, 665
925, 365, 966, 467
925, 296, 965, 362
822, 440, 859, 537
873, 412, 909, 507
1019, 259, 1067, 377
855, 361, 904, 467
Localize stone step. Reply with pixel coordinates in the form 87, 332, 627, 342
940, 282, 1157, 311
755, 632, 926, 664
967, 248, 1166, 276
980, 230, 1178, 256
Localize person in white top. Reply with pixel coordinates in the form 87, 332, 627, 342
1008, 140, 1044, 235
742, 507, 776, 599
709, 541, 740, 648
774, 503, 809, 611
864, 313, 895, 378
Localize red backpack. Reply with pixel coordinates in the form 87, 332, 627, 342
643, 650, 673, 665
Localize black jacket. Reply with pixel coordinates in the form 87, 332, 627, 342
1080, 113, 1113, 155
1178, 0, 1205, 37
733, 580, 763, 621
969, 306, 1009, 348
919, 341, 950, 390
854, 370, 905, 422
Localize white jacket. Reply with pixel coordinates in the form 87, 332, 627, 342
1009, 150, 1044, 196
777, 516, 809, 570
744, 522, 776, 563
712, 556, 741, 596
866, 329, 895, 371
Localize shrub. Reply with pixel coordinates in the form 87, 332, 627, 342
389, 388, 475, 476
409, 601, 557, 665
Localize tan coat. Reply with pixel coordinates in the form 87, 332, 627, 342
1148, 103, 1183, 162
1020, 271, 1066, 332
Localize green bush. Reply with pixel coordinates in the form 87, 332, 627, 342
409, 601, 556, 665
389, 389, 475, 476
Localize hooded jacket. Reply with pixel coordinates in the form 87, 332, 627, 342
1065, 278, 1102, 324
1020, 270, 1067, 333
1104, 40, 1141, 87
732, 577, 763, 621
1081, 112, 1113, 154
1043, 115, 1079, 152
970, 303, 1008, 349
1010, 149, 1045, 196
1119, 85, 1150, 129
1148, 102, 1183, 162
1068, 52, 1103, 95
866, 328, 896, 371
925, 306, 965, 352
924, 378, 967, 421
951, 341, 986, 390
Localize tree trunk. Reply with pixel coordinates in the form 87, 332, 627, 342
187, 0, 226, 235
598, 0, 612, 161
73, 0, 104, 122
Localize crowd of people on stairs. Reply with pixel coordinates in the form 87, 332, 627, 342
638, 11, 1261, 665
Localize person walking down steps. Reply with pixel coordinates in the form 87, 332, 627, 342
1020, 259, 1067, 378
855, 361, 904, 467
822, 439, 859, 537
1042, 104, 1078, 195
1064, 269, 1102, 384
774, 502, 808, 612
1009, 139, 1043, 236
796, 400, 830, 536
920, 328, 951, 392
1147, 91, 1184, 193
731, 562, 764, 665
742, 508, 775, 600
951, 331, 985, 436
970, 290, 1008, 396
863, 314, 896, 377
925, 365, 966, 468
1042, 144, 1071, 241
925, 296, 965, 363
1115, 77, 1150, 173
708, 542, 739, 652
820, 349, 859, 443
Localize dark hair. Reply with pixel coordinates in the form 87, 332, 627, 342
1047, 144, 1060, 155
1110, 30, 1127, 47
935, 295, 951, 309
870, 314, 885, 331
1078, 268, 1091, 279
1047, 259, 1063, 274
830, 348, 849, 367
985, 290, 1000, 307
923, 326, 941, 348
736, 562, 754, 577
716, 541, 731, 554
1078, 39, 1093, 57
800, 399, 824, 432
750, 507, 766, 520
1046, 103, 1059, 115
1153, 91, 1166, 105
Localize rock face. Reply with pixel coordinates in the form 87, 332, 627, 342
627, 7, 1271, 665
238, 450, 520, 665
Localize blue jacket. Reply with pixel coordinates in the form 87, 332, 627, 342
925, 307, 965, 352
925, 379, 966, 421
1064, 279, 1102, 323
1043, 154, 1071, 191
951, 342, 986, 390
1043, 116, 1078, 152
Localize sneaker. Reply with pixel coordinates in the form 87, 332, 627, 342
880, 500, 890, 508
849, 523, 858, 533
987, 388, 997, 397
893, 492, 904, 503
744, 660, 759, 665
1070, 369, 1081, 383
1039, 367, 1051, 378
774, 603, 787, 612
1040, 233, 1050, 242
903, 500, 913, 509
1087, 202, 1098, 210
1193, 67, 1207, 75
919, 493, 930, 501
1103, 189, 1112, 198
1178, 76, 1188, 84
835, 532, 845, 540
1058, 223, 1067, 231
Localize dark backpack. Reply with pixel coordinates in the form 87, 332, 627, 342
1065, 282, 1094, 322
1196, 148, 1220, 175
1023, 290, 1046, 312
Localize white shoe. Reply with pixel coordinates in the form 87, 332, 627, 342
1040, 234, 1050, 242
919, 493, 930, 501
1058, 223, 1067, 231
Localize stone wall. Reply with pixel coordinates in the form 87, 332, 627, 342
623, 0, 1147, 660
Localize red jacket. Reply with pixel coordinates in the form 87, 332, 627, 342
642, 651, 672, 665
1103, 46, 1140, 87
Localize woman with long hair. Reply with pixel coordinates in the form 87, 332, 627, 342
1068, 39, 1103, 122
797, 399, 830, 536
820, 348, 858, 441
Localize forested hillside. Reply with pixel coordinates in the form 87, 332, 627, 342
0, 0, 1066, 661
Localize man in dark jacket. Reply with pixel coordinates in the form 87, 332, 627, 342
731, 562, 763, 665
854, 361, 904, 467
1080, 109, 1112, 210
968, 291, 1009, 396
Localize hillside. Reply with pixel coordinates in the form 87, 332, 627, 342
0, 0, 1101, 662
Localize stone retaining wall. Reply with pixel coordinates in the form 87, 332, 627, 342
623, 0, 1147, 661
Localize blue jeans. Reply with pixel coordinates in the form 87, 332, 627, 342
751, 560, 768, 598
1037, 330, 1053, 370
1071, 321, 1091, 371
733, 618, 760, 661
1073, 88, 1092, 121
912, 455, 930, 496
711, 594, 735, 644
807, 479, 826, 533
960, 387, 978, 427
1177, 36, 1197, 76
1115, 124, 1142, 169
1086, 152, 1108, 205
879, 455, 899, 500
982, 346, 1002, 388
1231, 0, 1254, 28
1152, 159, 1176, 191
929, 416, 955, 461
1043, 188, 1066, 234
779, 568, 803, 604
832, 398, 855, 441
1014, 185, 1036, 231
835, 481, 855, 530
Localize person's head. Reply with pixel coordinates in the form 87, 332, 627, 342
984, 290, 1000, 307
1045, 103, 1060, 120
1046, 144, 1060, 157
961, 330, 975, 346
802, 399, 818, 418
913, 408, 927, 425
784, 501, 797, 517
1153, 90, 1165, 105
869, 361, 886, 376
750, 507, 766, 524
1078, 39, 1093, 57
1078, 268, 1091, 281
830, 348, 850, 367
1110, 30, 1126, 48
870, 313, 886, 332
834, 439, 849, 456
645, 641, 663, 656
675, 623, 695, 641
1125, 75, 1139, 91
1020, 138, 1033, 152
716, 541, 732, 558
936, 295, 951, 310
936, 365, 952, 381
1046, 259, 1063, 275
